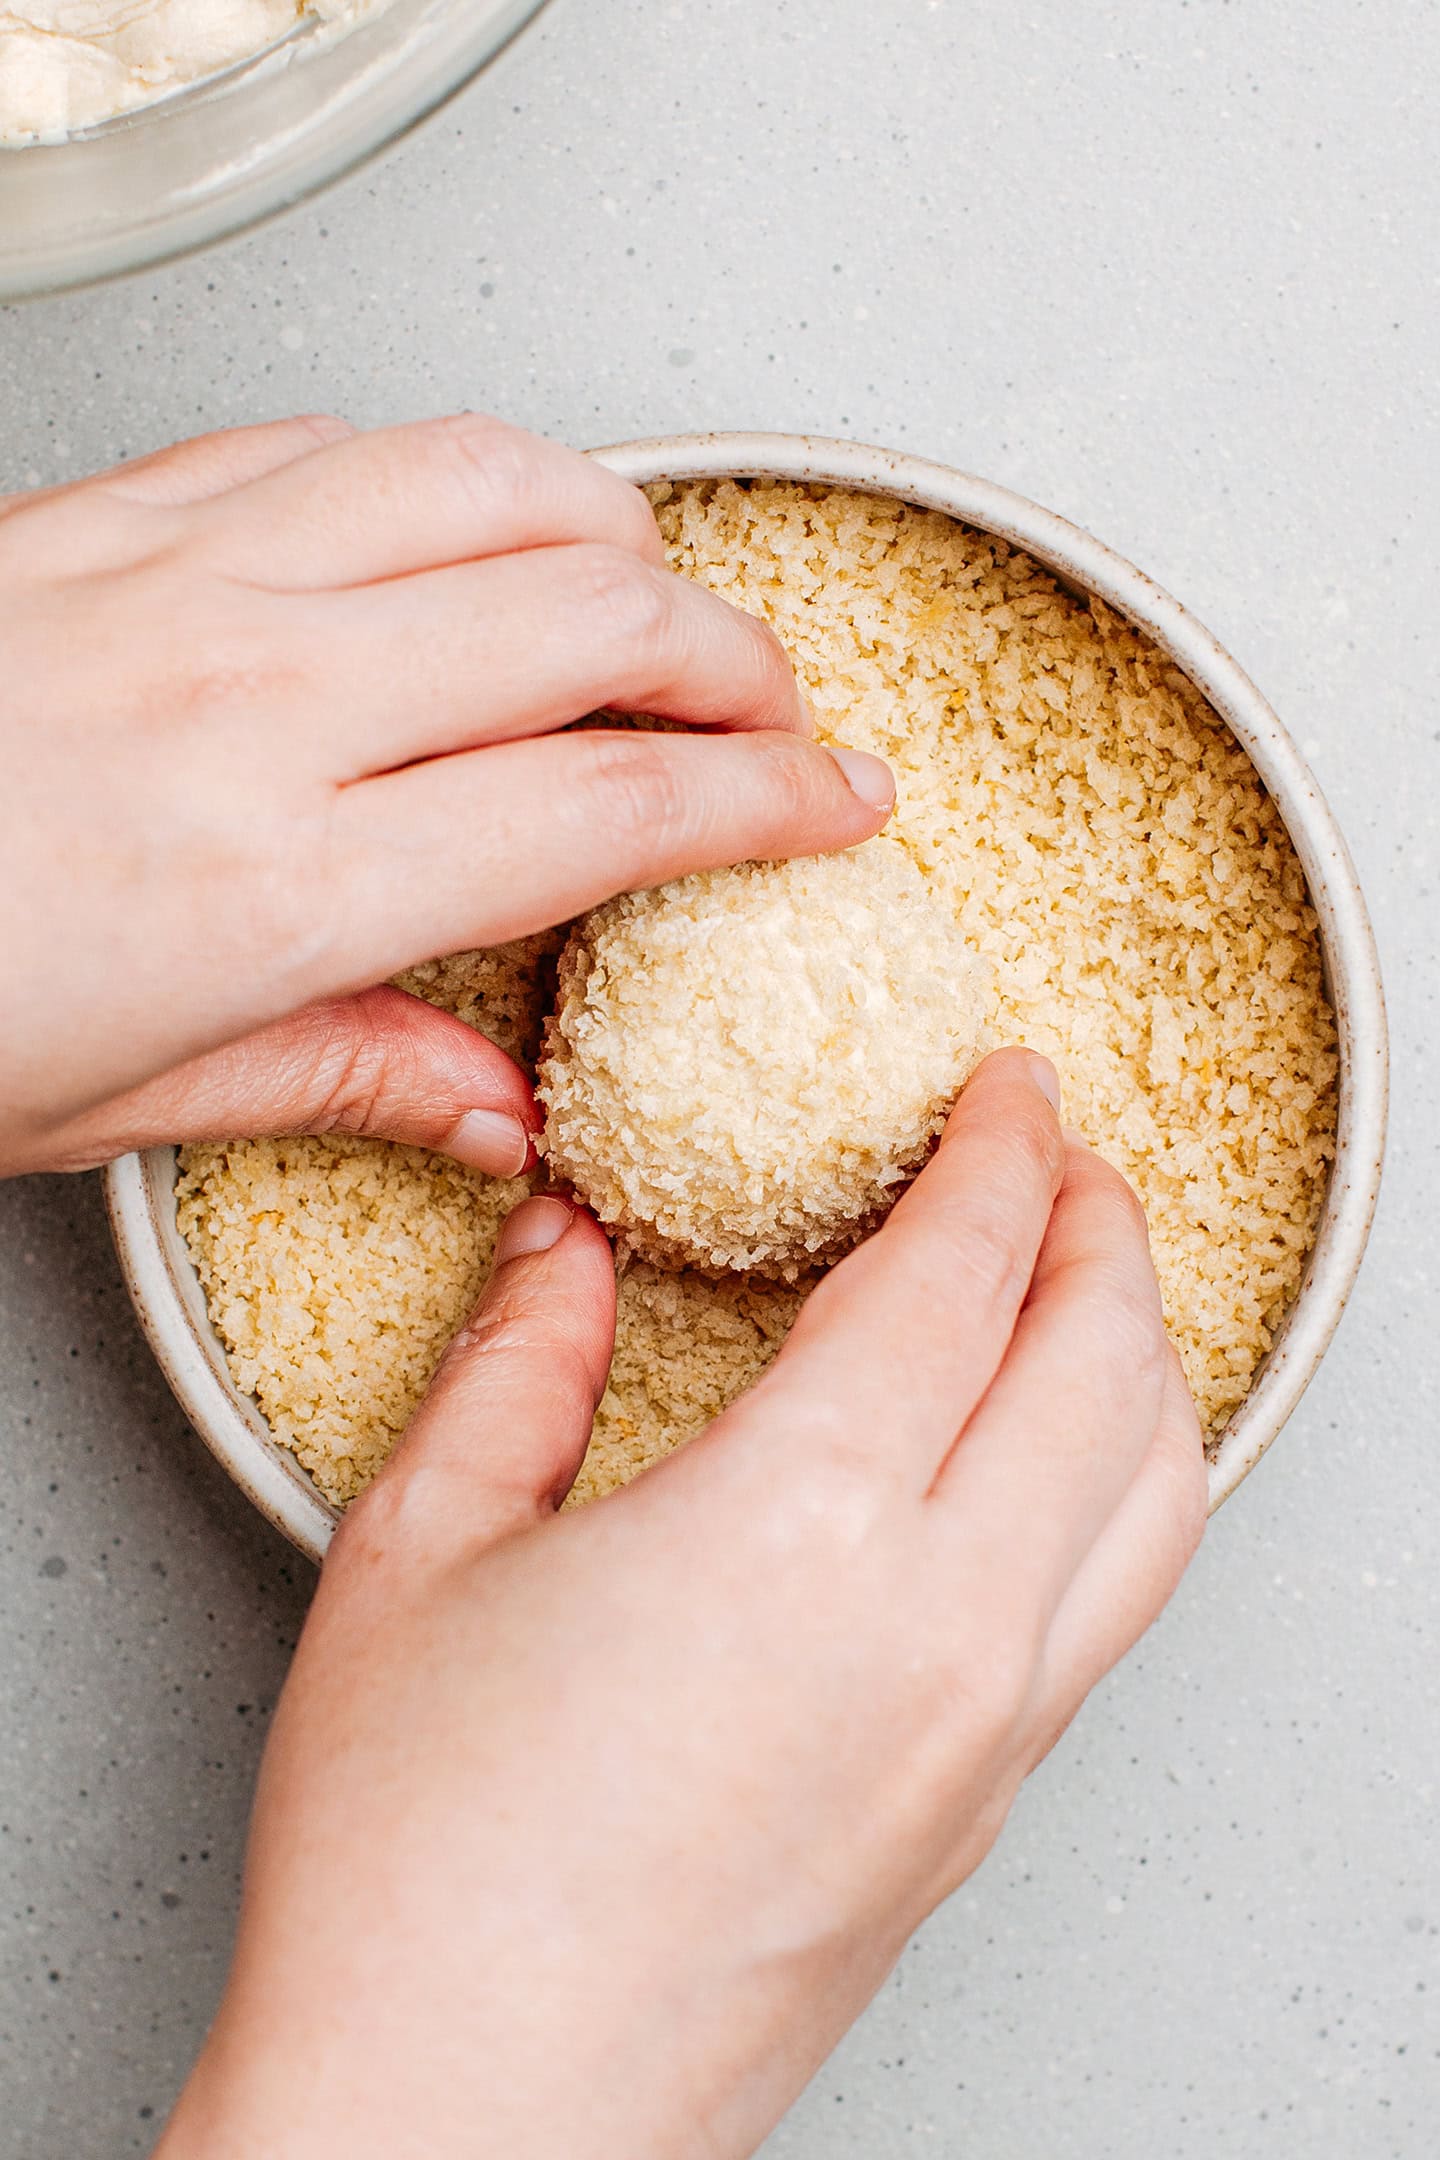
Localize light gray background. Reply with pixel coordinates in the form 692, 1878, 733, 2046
1, 1, 1435, 2152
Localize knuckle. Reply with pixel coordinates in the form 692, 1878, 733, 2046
912, 1114, 1064, 1311
428, 408, 509, 459
1075, 1147, 1150, 1237
755, 611, 796, 678
530, 1339, 603, 1455
935, 1196, 1035, 1315
942, 1635, 1041, 1756
291, 411, 354, 450
734, 609, 799, 716
1106, 1166, 1152, 1241
612, 476, 668, 562
738, 1392, 897, 1555
749, 1467, 885, 1573
120, 578, 307, 731
534, 1329, 604, 1432
759, 731, 823, 817
439, 1300, 527, 1378
427, 411, 538, 515
583, 731, 690, 847
442, 1296, 598, 1424
1003, 1092, 1068, 1193
808, 1431, 899, 1529
168, 652, 303, 725
327, 1454, 444, 1576
1082, 1267, 1168, 1376
737, 604, 785, 667
308, 998, 408, 1135
937, 1068, 1065, 1210
568, 543, 674, 655
243, 801, 348, 982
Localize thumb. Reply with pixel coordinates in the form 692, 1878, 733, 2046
330, 1196, 618, 1568
31, 985, 540, 1176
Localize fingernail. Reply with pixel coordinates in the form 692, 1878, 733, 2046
447, 1109, 531, 1179
495, 1195, 574, 1264
827, 744, 896, 816
1027, 1054, 1062, 1112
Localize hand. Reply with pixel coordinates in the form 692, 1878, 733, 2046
157, 1050, 1206, 2160
0, 414, 893, 1177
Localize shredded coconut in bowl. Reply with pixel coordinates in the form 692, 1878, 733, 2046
537, 842, 988, 1278
175, 479, 1338, 1513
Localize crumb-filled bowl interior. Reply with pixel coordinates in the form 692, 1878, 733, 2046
0, 0, 547, 301
105, 433, 1387, 1563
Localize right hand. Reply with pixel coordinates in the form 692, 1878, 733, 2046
158, 1049, 1207, 2160
0, 413, 894, 1177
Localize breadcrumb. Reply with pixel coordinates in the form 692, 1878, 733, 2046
537, 842, 987, 1276
176, 480, 1337, 1511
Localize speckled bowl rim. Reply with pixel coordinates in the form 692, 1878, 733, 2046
104, 430, 1389, 1562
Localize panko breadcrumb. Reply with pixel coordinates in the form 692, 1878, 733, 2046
175, 1134, 525, 1505
537, 842, 987, 1277
176, 479, 1338, 1512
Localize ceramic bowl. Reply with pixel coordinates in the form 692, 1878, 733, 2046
105, 431, 1388, 1561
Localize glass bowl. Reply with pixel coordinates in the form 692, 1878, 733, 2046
0, 0, 548, 302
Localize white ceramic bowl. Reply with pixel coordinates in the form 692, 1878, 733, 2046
105, 431, 1389, 1561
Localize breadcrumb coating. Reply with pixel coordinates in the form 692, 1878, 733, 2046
176, 480, 1338, 1511
536, 843, 987, 1277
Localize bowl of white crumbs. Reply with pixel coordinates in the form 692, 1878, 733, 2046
105, 433, 1388, 1563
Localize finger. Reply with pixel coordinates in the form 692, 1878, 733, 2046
92, 416, 357, 506
0, 416, 357, 567
200, 412, 668, 589
37, 986, 539, 1175
295, 541, 815, 776
934, 1141, 1172, 1613
1035, 1347, 1207, 1726
331, 1197, 617, 1563
329, 726, 896, 968
725, 1049, 1066, 1491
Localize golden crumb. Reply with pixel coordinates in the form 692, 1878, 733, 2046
176, 481, 1337, 1511
175, 1130, 525, 1507
538, 841, 987, 1277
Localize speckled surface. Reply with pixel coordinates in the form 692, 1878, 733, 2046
0, 2, 1436, 2153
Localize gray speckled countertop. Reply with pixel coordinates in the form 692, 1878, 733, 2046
1, 3, 1436, 2153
